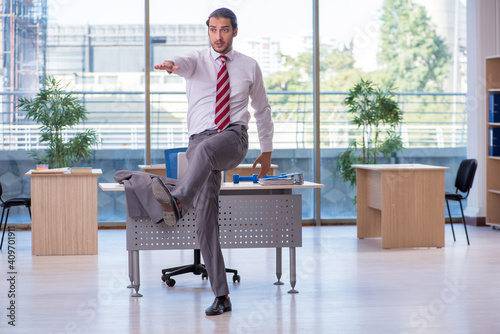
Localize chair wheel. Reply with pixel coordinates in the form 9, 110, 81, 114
166, 278, 176, 287
233, 274, 240, 283
202, 273, 208, 280
161, 274, 167, 282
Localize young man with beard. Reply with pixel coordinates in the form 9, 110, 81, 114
153, 7, 273, 315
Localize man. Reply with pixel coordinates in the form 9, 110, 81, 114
152, 8, 273, 316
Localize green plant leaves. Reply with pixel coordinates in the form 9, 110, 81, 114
337, 79, 404, 189
18, 76, 100, 168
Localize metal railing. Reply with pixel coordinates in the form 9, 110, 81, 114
0, 91, 467, 150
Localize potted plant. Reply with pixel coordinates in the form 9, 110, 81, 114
17, 76, 99, 168
336, 79, 404, 188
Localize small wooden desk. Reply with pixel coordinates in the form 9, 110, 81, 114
353, 164, 449, 249
26, 169, 102, 255
139, 163, 278, 181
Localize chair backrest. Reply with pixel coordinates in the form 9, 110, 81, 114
177, 152, 189, 179
164, 147, 188, 179
455, 158, 478, 195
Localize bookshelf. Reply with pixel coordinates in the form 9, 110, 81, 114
486, 56, 500, 228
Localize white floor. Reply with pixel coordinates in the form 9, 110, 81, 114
0, 224, 499, 334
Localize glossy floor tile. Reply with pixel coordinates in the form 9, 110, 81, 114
0, 225, 499, 334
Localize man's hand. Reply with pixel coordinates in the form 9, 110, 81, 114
154, 60, 179, 73
252, 152, 272, 179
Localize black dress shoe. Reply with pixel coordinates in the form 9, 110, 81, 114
205, 297, 232, 316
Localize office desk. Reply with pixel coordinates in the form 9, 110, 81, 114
99, 181, 323, 297
352, 164, 449, 249
26, 169, 102, 255
139, 163, 278, 181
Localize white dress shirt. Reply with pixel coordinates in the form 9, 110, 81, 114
171, 47, 274, 153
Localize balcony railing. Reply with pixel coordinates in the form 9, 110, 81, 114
0, 91, 467, 150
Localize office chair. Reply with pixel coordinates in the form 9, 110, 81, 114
445, 158, 477, 245
160, 147, 240, 287
0, 182, 31, 249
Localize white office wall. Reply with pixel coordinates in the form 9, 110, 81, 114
465, 0, 500, 220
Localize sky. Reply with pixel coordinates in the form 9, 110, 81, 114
49, 0, 384, 70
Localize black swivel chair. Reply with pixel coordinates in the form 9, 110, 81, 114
445, 158, 477, 245
0, 182, 31, 249
160, 148, 240, 287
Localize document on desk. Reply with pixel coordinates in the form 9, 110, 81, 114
258, 178, 294, 185
258, 172, 304, 185
30, 167, 70, 174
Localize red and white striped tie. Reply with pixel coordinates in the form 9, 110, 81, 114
215, 55, 230, 132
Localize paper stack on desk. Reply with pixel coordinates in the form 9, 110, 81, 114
30, 167, 70, 174
258, 177, 294, 185
258, 173, 303, 186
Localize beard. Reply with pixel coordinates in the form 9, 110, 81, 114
211, 39, 233, 54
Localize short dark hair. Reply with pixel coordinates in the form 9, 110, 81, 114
206, 8, 238, 30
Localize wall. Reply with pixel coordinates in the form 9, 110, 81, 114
466, 0, 500, 223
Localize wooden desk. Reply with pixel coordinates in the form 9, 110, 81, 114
26, 169, 102, 255
353, 164, 449, 249
139, 163, 278, 181
99, 181, 324, 296
137, 164, 166, 177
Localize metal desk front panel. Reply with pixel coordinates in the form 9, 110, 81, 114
127, 194, 302, 251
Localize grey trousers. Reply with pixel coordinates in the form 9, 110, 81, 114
171, 124, 248, 297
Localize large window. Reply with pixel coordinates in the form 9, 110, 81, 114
319, 0, 468, 219
150, 0, 315, 218
1, 0, 145, 222
0, 0, 467, 224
